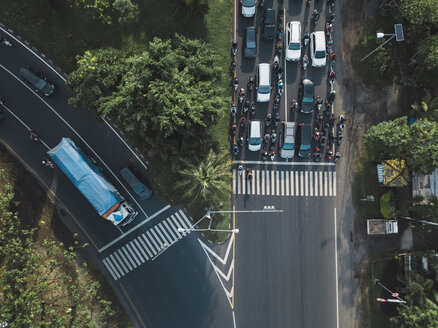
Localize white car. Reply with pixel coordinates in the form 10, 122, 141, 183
256, 63, 271, 102
285, 21, 301, 61
241, 0, 256, 17
310, 31, 327, 67
248, 120, 262, 151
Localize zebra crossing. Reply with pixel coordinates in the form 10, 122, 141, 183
102, 210, 192, 280
233, 169, 336, 197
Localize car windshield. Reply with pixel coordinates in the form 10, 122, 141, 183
249, 137, 261, 145
36, 79, 48, 91
258, 85, 270, 94
300, 144, 311, 150
242, 0, 255, 6
288, 42, 300, 50
283, 143, 294, 150
315, 50, 326, 59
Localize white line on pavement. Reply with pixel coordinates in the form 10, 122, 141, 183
235, 160, 335, 166
98, 204, 171, 253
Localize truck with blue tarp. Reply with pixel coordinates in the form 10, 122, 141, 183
48, 138, 137, 226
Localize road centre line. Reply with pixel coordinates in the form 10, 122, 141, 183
98, 204, 171, 253
235, 160, 335, 166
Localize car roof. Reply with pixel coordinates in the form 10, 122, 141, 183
246, 26, 256, 38
265, 9, 275, 23
301, 125, 311, 143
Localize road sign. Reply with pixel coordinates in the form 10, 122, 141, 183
392, 292, 399, 297
376, 298, 386, 302
394, 24, 404, 42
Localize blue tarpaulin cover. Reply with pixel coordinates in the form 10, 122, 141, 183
48, 138, 120, 216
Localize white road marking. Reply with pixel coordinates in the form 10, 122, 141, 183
285, 171, 290, 196
309, 171, 314, 196
266, 170, 270, 195
271, 170, 275, 196
256, 170, 260, 195
333, 171, 337, 196
324, 171, 328, 196
304, 171, 308, 196
329, 171, 333, 196
251, 169, 255, 194
319, 171, 323, 196
280, 171, 285, 196
99, 204, 171, 253
146, 231, 160, 251
133, 238, 149, 261
237, 170, 241, 194
126, 244, 141, 266
276, 171, 280, 196
117, 249, 133, 271
122, 246, 137, 268
235, 160, 335, 166
103, 257, 118, 280
300, 171, 304, 196
163, 220, 178, 240
137, 236, 153, 258
110, 253, 125, 276
261, 170, 265, 195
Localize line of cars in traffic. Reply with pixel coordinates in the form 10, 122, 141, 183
241, 4, 328, 160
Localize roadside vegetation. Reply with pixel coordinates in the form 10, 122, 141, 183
0, 149, 130, 327
0, 0, 233, 242
351, 0, 438, 326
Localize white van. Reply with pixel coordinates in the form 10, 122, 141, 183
280, 122, 296, 158
256, 63, 271, 102
248, 120, 262, 151
285, 21, 301, 61
310, 31, 327, 67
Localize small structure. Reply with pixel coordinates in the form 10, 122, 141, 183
378, 160, 409, 187
412, 168, 438, 203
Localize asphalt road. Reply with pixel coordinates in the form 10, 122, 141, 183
0, 27, 233, 328
232, 0, 341, 327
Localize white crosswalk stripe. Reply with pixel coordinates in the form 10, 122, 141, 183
102, 210, 192, 280
233, 169, 336, 197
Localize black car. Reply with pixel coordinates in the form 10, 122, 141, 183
298, 124, 311, 158
19, 67, 55, 97
244, 27, 257, 58
262, 9, 275, 40
300, 78, 314, 114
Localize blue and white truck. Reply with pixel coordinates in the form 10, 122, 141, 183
48, 138, 137, 226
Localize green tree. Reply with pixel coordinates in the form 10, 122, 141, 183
112, 0, 140, 25
411, 91, 438, 121
68, 0, 113, 24
175, 150, 232, 206
364, 116, 410, 160
364, 117, 438, 174
399, 0, 438, 27
418, 36, 438, 73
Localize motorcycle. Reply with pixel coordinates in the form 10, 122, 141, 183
238, 165, 244, 176
277, 79, 284, 96
303, 55, 309, 70
248, 77, 254, 90
264, 133, 270, 144
277, 67, 283, 80
306, 0, 311, 7
320, 135, 326, 146
275, 112, 280, 127
314, 151, 322, 162
337, 135, 343, 145
316, 96, 323, 111
233, 143, 239, 156
325, 23, 333, 40
250, 103, 256, 117
29, 131, 40, 142
233, 77, 239, 91
273, 55, 280, 69
230, 61, 236, 75
232, 40, 237, 56
239, 117, 246, 128
271, 130, 277, 143
238, 88, 245, 103
277, 27, 283, 40
327, 90, 336, 104
274, 94, 280, 110
265, 114, 271, 128
290, 99, 298, 112
311, 10, 320, 26
334, 152, 341, 163
303, 33, 310, 46
243, 102, 249, 115
0, 37, 12, 47
328, 70, 336, 85
42, 159, 54, 168
326, 147, 333, 161
238, 136, 244, 147
324, 105, 332, 116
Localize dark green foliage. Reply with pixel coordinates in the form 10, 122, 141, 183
364, 117, 438, 174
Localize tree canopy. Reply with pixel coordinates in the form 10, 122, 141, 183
364, 117, 438, 174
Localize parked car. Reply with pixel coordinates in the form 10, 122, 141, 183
248, 120, 262, 151
240, 0, 256, 17
256, 63, 271, 102
19, 67, 55, 96
244, 27, 257, 58
299, 78, 314, 114
285, 21, 301, 61
262, 9, 276, 40
310, 31, 327, 67
280, 122, 296, 159
299, 124, 311, 158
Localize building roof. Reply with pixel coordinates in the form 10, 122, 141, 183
381, 160, 409, 187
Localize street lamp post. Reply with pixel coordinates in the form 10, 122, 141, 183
374, 279, 407, 304
360, 24, 404, 62
151, 206, 282, 261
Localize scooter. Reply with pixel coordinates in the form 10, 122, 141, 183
42, 159, 54, 168
248, 77, 254, 90
277, 67, 283, 80
29, 131, 40, 142
316, 97, 323, 111
274, 112, 280, 127
233, 78, 239, 91
273, 55, 280, 69
303, 55, 309, 70
303, 33, 310, 46
290, 99, 298, 113
250, 103, 256, 118
0, 37, 12, 47
232, 40, 237, 56
328, 70, 336, 85
274, 94, 280, 110
238, 88, 245, 103
277, 79, 284, 96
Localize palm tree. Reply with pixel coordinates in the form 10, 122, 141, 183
175, 150, 232, 206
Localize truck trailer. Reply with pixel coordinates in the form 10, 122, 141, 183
48, 138, 137, 226
366, 219, 398, 235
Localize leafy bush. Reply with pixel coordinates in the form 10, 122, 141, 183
380, 191, 396, 218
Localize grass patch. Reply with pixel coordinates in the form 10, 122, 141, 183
353, 149, 389, 218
